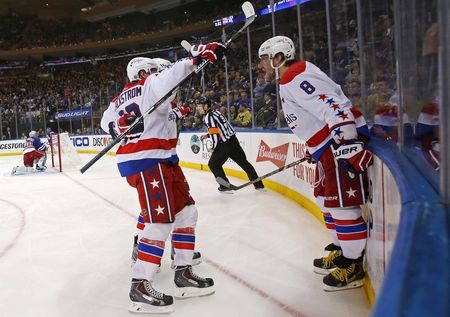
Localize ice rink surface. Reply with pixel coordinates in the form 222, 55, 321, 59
0, 155, 370, 317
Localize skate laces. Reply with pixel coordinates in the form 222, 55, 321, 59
143, 281, 165, 299
330, 264, 355, 282
186, 266, 207, 282
323, 250, 340, 268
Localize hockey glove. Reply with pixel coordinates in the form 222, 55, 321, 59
117, 114, 144, 135
305, 149, 315, 164
331, 140, 373, 174
190, 42, 226, 64
173, 105, 191, 119
108, 121, 118, 140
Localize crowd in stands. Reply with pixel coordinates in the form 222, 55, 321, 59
0, 0, 438, 166
0, 1, 245, 50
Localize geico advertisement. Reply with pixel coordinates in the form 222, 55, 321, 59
71, 135, 118, 153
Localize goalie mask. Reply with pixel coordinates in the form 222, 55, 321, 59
258, 36, 295, 69
126, 57, 158, 82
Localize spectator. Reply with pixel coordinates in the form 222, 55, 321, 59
253, 77, 268, 99
255, 93, 277, 129
233, 104, 252, 127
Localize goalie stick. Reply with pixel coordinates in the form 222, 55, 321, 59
80, 2, 256, 174
216, 158, 307, 191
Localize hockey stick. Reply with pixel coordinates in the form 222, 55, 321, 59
216, 158, 307, 191
175, 40, 194, 138
80, 2, 256, 174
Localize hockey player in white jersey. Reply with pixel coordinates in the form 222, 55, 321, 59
258, 36, 373, 291
100, 43, 225, 314
118, 57, 202, 269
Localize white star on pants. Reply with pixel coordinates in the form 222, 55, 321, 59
346, 187, 356, 197
150, 179, 160, 188
155, 205, 165, 215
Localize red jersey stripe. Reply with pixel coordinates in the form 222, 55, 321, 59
307, 125, 330, 147
117, 138, 172, 154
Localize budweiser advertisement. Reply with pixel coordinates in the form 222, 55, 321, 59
256, 140, 289, 168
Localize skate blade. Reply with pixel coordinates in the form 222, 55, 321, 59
174, 286, 215, 299
128, 301, 174, 314
218, 190, 234, 194
323, 280, 364, 292
313, 267, 335, 275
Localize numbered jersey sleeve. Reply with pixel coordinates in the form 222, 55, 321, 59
280, 61, 357, 143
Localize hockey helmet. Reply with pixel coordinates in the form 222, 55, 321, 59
29, 130, 37, 137
126, 57, 158, 82
258, 36, 295, 62
152, 58, 171, 72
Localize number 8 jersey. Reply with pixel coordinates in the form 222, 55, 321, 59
279, 61, 367, 161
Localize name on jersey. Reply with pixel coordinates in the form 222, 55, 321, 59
115, 86, 142, 108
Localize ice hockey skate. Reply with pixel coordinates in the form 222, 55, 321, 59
174, 265, 215, 299
323, 256, 365, 291
170, 251, 202, 269
10, 166, 19, 175
10, 166, 37, 176
35, 165, 47, 171
128, 279, 174, 314
313, 243, 342, 275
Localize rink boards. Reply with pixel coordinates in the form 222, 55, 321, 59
0, 132, 404, 306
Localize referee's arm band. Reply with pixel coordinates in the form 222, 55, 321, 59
208, 127, 220, 135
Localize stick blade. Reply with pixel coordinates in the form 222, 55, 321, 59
216, 177, 237, 190
181, 40, 192, 51
241, 1, 255, 18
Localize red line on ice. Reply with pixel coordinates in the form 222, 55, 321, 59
204, 257, 307, 317
0, 198, 26, 260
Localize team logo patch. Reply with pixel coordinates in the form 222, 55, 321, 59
190, 135, 201, 154
256, 140, 289, 168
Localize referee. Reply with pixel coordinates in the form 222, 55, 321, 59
200, 99, 265, 193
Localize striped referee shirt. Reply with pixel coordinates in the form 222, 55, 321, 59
203, 110, 235, 149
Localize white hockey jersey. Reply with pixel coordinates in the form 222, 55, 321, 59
279, 61, 365, 160
100, 58, 195, 177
